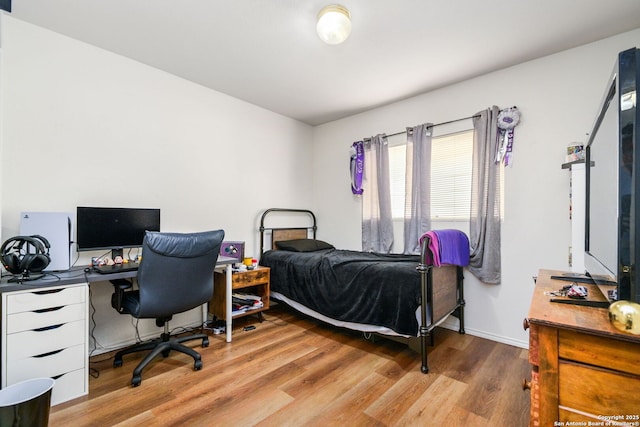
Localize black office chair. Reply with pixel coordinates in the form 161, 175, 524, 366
111, 230, 224, 387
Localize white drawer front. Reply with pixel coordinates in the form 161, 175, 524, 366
7, 319, 86, 360
3, 368, 87, 407
7, 285, 86, 314
6, 344, 85, 385
7, 302, 85, 334
51, 368, 87, 406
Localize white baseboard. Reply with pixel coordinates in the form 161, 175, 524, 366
440, 318, 529, 349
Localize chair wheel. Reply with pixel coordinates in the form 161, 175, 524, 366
202, 338, 209, 348
113, 359, 123, 368
162, 349, 170, 358
131, 376, 141, 387
194, 360, 203, 370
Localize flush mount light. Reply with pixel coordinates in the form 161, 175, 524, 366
316, 5, 352, 45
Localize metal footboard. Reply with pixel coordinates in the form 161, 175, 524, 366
417, 235, 466, 373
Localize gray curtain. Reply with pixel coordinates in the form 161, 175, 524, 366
469, 106, 501, 283
403, 123, 433, 254
362, 134, 393, 253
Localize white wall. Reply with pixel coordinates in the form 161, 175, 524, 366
311, 29, 640, 347
0, 16, 314, 352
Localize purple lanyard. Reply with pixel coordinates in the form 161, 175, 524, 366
350, 141, 364, 195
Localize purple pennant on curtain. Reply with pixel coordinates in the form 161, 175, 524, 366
350, 141, 364, 195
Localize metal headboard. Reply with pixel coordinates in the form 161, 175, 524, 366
259, 208, 317, 258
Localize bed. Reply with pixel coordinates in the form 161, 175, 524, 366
258, 208, 466, 373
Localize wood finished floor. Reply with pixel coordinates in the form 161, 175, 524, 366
50, 303, 531, 427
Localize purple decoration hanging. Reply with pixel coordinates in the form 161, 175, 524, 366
496, 107, 520, 166
350, 141, 364, 195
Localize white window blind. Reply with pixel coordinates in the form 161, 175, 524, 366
389, 130, 474, 220
389, 137, 407, 219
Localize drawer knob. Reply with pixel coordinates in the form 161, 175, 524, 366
522, 378, 532, 391
609, 300, 640, 335
523, 318, 530, 330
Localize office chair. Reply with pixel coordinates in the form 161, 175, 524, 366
111, 229, 224, 387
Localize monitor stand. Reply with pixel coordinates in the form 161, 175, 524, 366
549, 298, 610, 308
550, 273, 596, 284
111, 248, 124, 262
549, 273, 613, 308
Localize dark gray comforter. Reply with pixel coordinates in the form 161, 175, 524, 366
260, 249, 422, 336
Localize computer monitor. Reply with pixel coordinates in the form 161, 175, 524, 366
76, 207, 161, 258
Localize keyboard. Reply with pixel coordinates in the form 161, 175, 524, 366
93, 262, 140, 274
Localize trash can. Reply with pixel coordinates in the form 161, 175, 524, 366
0, 377, 55, 427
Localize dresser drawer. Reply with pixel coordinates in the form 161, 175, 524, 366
50, 368, 87, 406
231, 268, 270, 289
559, 361, 640, 416
7, 285, 86, 314
559, 329, 640, 376
6, 344, 85, 385
7, 319, 86, 360
7, 302, 85, 334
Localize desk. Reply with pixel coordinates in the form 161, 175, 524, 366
84, 256, 235, 342
0, 256, 236, 404
1, 256, 237, 341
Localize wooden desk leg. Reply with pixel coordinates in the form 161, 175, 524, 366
225, 263, 233, 343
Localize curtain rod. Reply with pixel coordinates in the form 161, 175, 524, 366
363, 113, 480, 141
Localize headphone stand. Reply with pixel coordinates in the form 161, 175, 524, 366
8, 272, 45, 283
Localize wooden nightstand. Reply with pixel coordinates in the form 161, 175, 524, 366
210, 266, 270, 321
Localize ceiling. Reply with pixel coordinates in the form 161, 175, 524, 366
8, 0, 640, 126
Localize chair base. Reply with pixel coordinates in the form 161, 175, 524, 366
114, 332, 209, 387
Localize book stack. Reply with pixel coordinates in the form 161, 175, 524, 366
231, 293, 263, 315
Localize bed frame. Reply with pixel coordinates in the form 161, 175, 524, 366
259, 208, 465, 373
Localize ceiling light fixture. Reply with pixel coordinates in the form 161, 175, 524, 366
316, 5, 352, 45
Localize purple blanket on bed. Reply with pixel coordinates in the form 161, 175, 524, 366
260, 249, 422, 336
419, 229, 469, 267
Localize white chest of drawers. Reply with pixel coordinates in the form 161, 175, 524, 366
1, 282, 88, 405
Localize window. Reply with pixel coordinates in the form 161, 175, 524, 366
389, 130, 474, 221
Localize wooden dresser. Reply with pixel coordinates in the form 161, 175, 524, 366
525, 270, 640, 426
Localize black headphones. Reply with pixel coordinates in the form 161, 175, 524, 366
1, 235, 51, 275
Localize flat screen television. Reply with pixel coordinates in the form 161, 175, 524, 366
585, 47, 640, 303
76, 207, 161, 258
